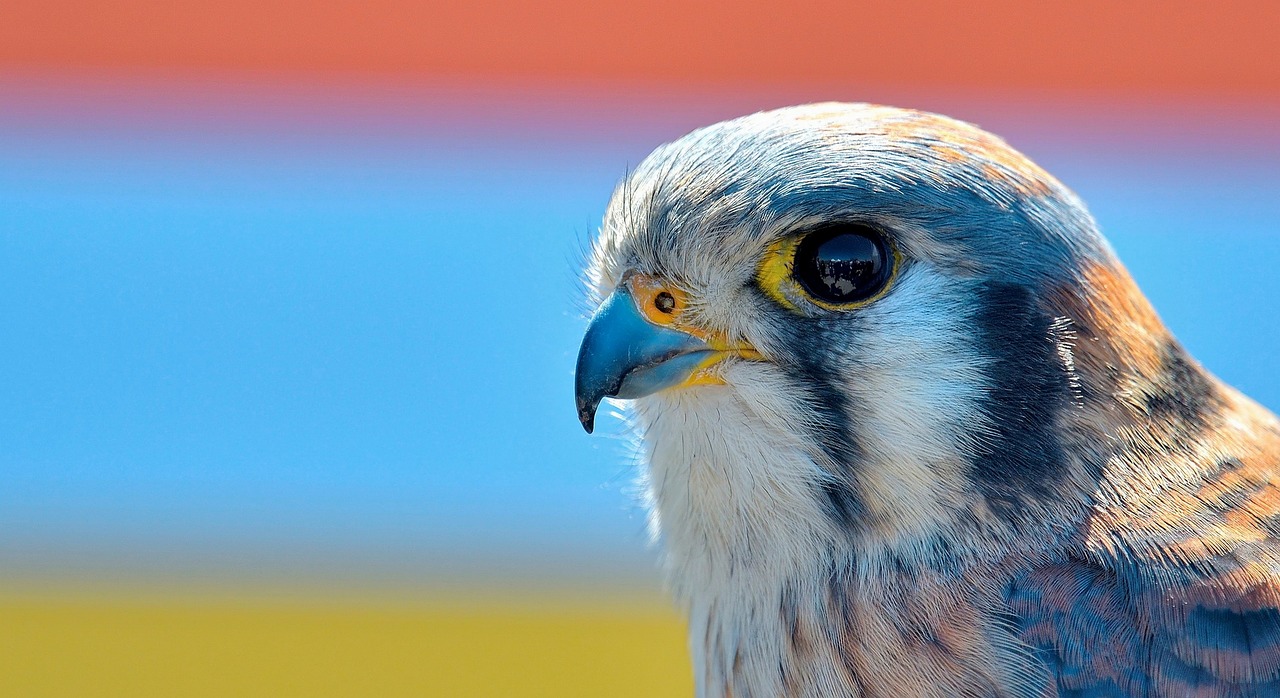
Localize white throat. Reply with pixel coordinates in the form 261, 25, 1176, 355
636, 371, 852, 696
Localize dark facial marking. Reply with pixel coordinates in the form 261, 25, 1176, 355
775, 312, 868, 529
970, 282, 1074, 518
1143, 340, 1219, 429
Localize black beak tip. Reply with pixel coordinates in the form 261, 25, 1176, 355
577, 400, 599, 434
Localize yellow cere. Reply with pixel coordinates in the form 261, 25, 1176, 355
755, 233, 902, 312
627, 273, 763, 390
629, 274, 687, 327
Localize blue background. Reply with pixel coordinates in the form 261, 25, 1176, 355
1, 87, 1277, 586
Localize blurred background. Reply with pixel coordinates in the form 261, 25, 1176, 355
0, 1, 1277, 695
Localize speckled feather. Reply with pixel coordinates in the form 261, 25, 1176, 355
582, 103, 1280, 697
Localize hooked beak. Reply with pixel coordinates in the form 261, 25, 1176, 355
574, 276, 758, 433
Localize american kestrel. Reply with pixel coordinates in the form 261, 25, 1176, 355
574, 103, 1280, 697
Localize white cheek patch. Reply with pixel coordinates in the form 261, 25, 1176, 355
633, 373, 844, 592
631, 375, 851, 697
720, 360, 836, 439
836, 264, 994, 550
631, 264, 997, 570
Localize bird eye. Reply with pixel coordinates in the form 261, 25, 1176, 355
792, 225, 892, 305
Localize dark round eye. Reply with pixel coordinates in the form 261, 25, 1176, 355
792, 224, 892, 304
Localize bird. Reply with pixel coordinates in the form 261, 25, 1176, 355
573, 103, 1280, 697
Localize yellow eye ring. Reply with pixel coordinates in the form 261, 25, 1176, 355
756, 225, 902, 312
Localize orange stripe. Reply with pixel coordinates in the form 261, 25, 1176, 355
1, 1, 1277, 98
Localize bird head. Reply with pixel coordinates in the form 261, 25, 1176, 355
575, 103, 1187, 570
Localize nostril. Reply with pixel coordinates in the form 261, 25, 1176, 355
655, 291, 677, 314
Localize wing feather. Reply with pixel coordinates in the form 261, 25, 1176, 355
1008, 402, 1280, 697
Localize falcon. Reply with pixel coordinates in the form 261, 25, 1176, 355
574, 103, 1280, 697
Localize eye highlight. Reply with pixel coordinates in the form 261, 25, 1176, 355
756, 223, 900, 312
